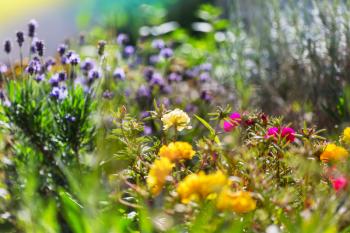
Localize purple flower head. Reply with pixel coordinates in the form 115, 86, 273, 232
185, 104, 198, 113
61, 56, 68, 65
124, 89, 131, 97
67, 52, 80, 65
160, 47, 173, 59
50, 86, 68, 100
34, 74, 44, 82
65, 114, 76, 122
4, 40, 11, 54
16, 31, 25, 47
151, 39, 165, 50
58, 72, 67, 81
168, 72, 182, 82
149, 55, 159, 65
88, 69, 101, 85
143, 125, 153, 135
0, 64, 8, 74
136, 85, 151, 99
161, 85, 172, 94
160, 97, 170, 107
102, 90, 114, 99
124, 45, 135, 56
98, 40, 106, 56
140, 111, 151, 119
200, 90, 213, 102
35, 40, 44, 57
44, 57, 56, 71
150, 72, 165, 87
117, 33, 128, 45
28, 19, 38, 38
49, 74, 60, 87
143, 67, 154, 82
57, 44, 67, 57
199, 72, 211, 82
113, 68, 126, 80
200, 63, 212, 72
80, 58, 95, 73
25, 57, 41, 75
185, 67, 200, 79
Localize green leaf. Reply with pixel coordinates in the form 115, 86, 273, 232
194, 114, 221, 145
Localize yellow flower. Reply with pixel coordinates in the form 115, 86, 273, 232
177, 171, 229, 204
342, 127, 350, 145
320, 143, 349, 163
159, 142, 195, 162
217, 189, 256, 213
161, 109, 192, 131
147, 157, 174, 196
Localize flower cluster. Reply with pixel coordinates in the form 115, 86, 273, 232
158, 141, 195, 162
147, 157, 174, 196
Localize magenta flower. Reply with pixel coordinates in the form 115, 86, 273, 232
281, 127, 296, 143
267, 127, 279, 138
266, 126, 296, 143
332, 176, 347, 192
223, 112, 241, 132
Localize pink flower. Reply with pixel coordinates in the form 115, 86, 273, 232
332, 176, 347, 192
266, 126, 296, 143
267, 127, 279, 138
223, 112, 241, 132
281, 127, 296, 143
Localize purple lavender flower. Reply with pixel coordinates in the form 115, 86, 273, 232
58, 72, 66, 81
34, 74, 44, 82
49, 74, 60, 87
136, 85, 151, 98
50, 86, 68, 100
67, 52, 80, 65
80, 58, 95, 73
25, 57, 41, 75
199, 72, 211, 82
149, 55, 159, 65
44, 57, 55, 71
200, 63, 212, 72
150, 72, 165, 87
16, 31, 24, 47
102, 90, 114, 99
140, 111, 151, 119
151, 39, 165, 50
124, 45, 135, 57
143, 125, 152, 135
185, 104, 198, 113
57, 44, 67, 57
65, 114, 76, 122
88, 69, 101, 85
4, 40, 11, 54
160, 47, 173, 59
35, 40, 44, 57
98, 40, 106, 56
125, 88, 131, 97
28, 19, 38, 38
116, 34, 128, 45
88, 69, 101, 79
161, 85, 172, 94
113, 68, 125, 80
200, 90, 213, 102
143, 67, 154, 81
185, 67, 200, 79
168, 72, 182, 82
160, 97, 170, 107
